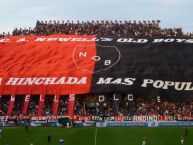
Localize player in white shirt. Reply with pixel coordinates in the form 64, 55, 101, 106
59, 137, 64, 145
29, 140, 34, 145
142, 136, 146, 145
180, 136, 184, 144
66, 122, 69, 128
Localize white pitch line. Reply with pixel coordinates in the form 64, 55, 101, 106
94, 127, 98, 145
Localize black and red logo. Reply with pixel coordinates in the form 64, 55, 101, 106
72, 44, 121, 73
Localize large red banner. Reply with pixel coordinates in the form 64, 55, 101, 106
0, 35, 96, 95
2, 36, 193, 100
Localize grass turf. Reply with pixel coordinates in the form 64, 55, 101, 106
0, 127, 193, 145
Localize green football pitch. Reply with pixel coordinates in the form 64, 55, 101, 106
0, 127, 193, 145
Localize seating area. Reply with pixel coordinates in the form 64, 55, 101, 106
0, 20, 192, 37
1, 94, 193, 117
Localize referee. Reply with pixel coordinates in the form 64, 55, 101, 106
48, 134, 51, 144
185, 128, 188, 136
0, 126, 2, 138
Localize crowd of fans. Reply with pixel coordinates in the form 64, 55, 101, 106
1, 94, 193, 118
12, 95, 25, 116
74, 94, 193, 117
27, 95, 39, 116
0, 20, 192, 37
0, 96, 10, 116
42, 95, 54, 116
57, 96, 68, 116
134, 98, 193, 116
0, 95, 69, 116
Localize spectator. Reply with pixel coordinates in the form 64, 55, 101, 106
9, 20, 192, 37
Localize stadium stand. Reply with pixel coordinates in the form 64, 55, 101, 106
4, 20, 191, 37
74, 95, 193, 116
0, 94, 193, 118
0, 20, 192, 37
0, 20, 193, 124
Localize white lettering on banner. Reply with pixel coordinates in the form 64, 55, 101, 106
54, 95, 59, 103
34, 38, 47, 41
86, 38, 99, 41
141, 79, 153, 87
111, 78, 122, 84
55, 77, 65, 84
97, 78, 112, 84
6, 77, 20, 85
25, 95, 30, 102
133, 115, 159, 122
104, 60, 111, 65
34, 37, 101, 42
185, 39, 193, 43
153, 39, 187, 43
101, 38, 113, 41
185, 82, 193, 90
17, 78, 29, 85
65, 77, 78, 84
71, 38, 87, 41
123, 78, 136, 85
175, 82, 187, 90
137, 39, 148, 43
117, 38, 148, 43
99, 95, 105, 102
113, 94, 119, 101
152, 39, 164, 43
79, 52, 87, 57
10, 95, 15, 101
16, 38, 28, 42
152, 39, 193, 43
1, 37, 193, 43
164, 39, 175, 42
40, 95, 44, 102
46, 38, 58, 41
157, 96, 161, 103
176, 39, 186, 43
58, 38, 72, 41
44, 77, 57, 84
92, 56, 101, 61
78, 52, 112, 66
128, 94, 134, 101
69, 94, 75, 101
76, 77, 87, 84
34, 78, 46, 84
0, 38, 10, 42
141, 79, 193, 91
96, 77, 136, 85
5, 77, 87, 85
153, 80, 164, 88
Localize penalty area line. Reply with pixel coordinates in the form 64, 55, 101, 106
94, 127, 98, 145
